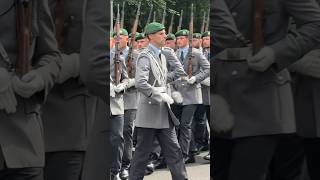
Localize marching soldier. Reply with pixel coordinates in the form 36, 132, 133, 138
42, 0, 99, 180
110, 28, 131, 180
129, 22, 188, 180
0, 0, 61, 179
165, 33, 177, 50
174, 29, 210, 162
80, 0, 110, 179
212, 0, 320, 179
136, 33, 149, 49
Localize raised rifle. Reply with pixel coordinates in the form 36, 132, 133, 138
187, 4, 194, 78
161, 5, 166, 25
252, 0, 264, 54
200, 11, 206, 33
110, 0, 113, 32
168, 13, 174, 34
114, 4, 121, 85
177, 9, 183, 32
126, 2, 141, 78
145, 4, 153, 30
153, 11, 156, 22
53, 0, 71, 49
120, 1, 125, 28
16, 0, 33, 77
205, 9, 209, 32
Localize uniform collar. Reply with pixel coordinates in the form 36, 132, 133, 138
148, 43, 161, 58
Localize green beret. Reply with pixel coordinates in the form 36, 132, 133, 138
202, 31, 210, 38
175, 29, 189, 37
193, 33, 202, 39
136, 32, 146, 41
166, 33, 176, 40
145, 22, 165, 35
113, 28, 129, 37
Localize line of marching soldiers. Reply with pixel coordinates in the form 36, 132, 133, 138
109, 23, 211, 179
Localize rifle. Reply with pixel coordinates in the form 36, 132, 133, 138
200, 11, 206, 33
161, 5, 166, 25
205, 9, 209, 32
127, 2, 141, 78
16, 0, 33, 77
114, 4, 121, 85
252, 0, 264, 54
153, 11, 156, 22
53, 0, 71, 49
120, 1, 125, 28
168, 13, 174, 34
110, 0, 113, 32
187, 4, 194, 78
177, 10, 183, 32
145, 4, 153, 30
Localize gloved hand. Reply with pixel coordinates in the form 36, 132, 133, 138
160, 93, 174, 104
201, 77, 210, 86
57, 53, 80, 84
247, 46, 275, 72
110, 83, 116, 97
126, 78, 135, 88
114, 83, 126, 93
187, 76, 196, 84
12, 70, 45, 98
171, 91, 183, 104
0, 68, 17, 113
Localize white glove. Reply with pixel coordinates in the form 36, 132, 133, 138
110, 83, 115, 97
12, 70, 45, 98
126, 78, 135, 88
160, 93, 174, 104
114, 83, 126, 93
171, 91, 183, 104
187, 76, 196, 84
201, 77, 210, 86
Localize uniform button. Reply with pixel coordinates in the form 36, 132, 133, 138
148, 101, 151, 104
278, 76, 283, 81
231, 12, 237, 17
231, 70, 238, 75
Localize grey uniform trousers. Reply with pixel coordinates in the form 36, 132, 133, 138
122, 109, 136, 169
129, 124, 188, 180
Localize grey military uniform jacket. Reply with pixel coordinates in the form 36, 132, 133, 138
80, 0, 108, 101
0, 0, 60, 168
201, 48, 210, 105
175, 48, 210, 105
110, 48, 128, 115
212, 0, 320, 138
42, 0, 97, 152
124, 49, 140, 110
135, 45, 170, 129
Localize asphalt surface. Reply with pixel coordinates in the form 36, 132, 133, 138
144, 151, 210, 180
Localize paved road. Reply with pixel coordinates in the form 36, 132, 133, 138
144, 151, 210, 180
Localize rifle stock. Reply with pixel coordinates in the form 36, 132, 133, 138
127, 2, 141, 78
16, 0, 33, 77
252, 0, 264, 54
188, 4, 194, 78
114, 4, 121, 85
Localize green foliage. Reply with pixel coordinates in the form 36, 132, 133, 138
112, 0, 210, 33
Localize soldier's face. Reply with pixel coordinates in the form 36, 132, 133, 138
165, 40, 176, 49
202, 37, 210, 48
110, 37, 114, 49
176, 36, 188, 48
137, 38, 149, 49
149, 30, 167, 47
192, 38, 202, 48
119, 35, 129, 49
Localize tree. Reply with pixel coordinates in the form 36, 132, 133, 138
112, 0, 210, 33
